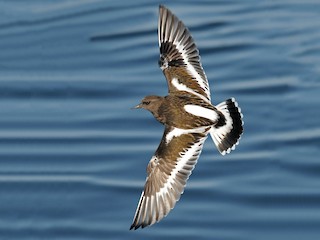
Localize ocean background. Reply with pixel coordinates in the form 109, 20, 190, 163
0, 1, 320, 239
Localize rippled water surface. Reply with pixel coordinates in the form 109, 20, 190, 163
1, 1, 320, 239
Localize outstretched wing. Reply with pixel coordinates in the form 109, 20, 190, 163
130, 126, 209, 230
158, 5, 211, 103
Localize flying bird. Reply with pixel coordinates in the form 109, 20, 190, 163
130, 5, 243, 230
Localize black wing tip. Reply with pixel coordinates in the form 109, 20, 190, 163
130, 220, 146, 230
159, 5, 169, 17
159, 5, 178, 22
129, 218, 153, 230
129, 224, 138, 230
159, 4, 168, 11
130, 222, 150, 230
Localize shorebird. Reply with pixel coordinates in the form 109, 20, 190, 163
130, 5, 244, 230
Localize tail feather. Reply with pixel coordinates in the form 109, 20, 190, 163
210, 98, 243, 155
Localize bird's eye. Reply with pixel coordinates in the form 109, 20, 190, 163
143, 101, 150, 105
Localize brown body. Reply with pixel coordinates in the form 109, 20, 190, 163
136, 93, 217, 129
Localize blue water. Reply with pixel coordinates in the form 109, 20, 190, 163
0, 1, 320, 239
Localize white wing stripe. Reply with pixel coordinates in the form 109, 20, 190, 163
174, 40, 210, 101
184, 104, 219, 122
171, 78, 209, 103
166, 126, 208, 144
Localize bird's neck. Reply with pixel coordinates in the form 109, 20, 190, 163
151, 111, 166, 124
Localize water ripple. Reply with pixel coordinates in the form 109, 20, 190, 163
0, 1, 319, 239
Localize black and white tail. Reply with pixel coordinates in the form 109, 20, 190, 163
210, 98, 244, 155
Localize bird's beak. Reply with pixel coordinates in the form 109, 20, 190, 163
132, 103, 142, 109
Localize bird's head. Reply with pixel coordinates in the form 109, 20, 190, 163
133, 95, 164, 114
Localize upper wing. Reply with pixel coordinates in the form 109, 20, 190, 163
158, 5, 211, 103
130, 126, 209, 230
